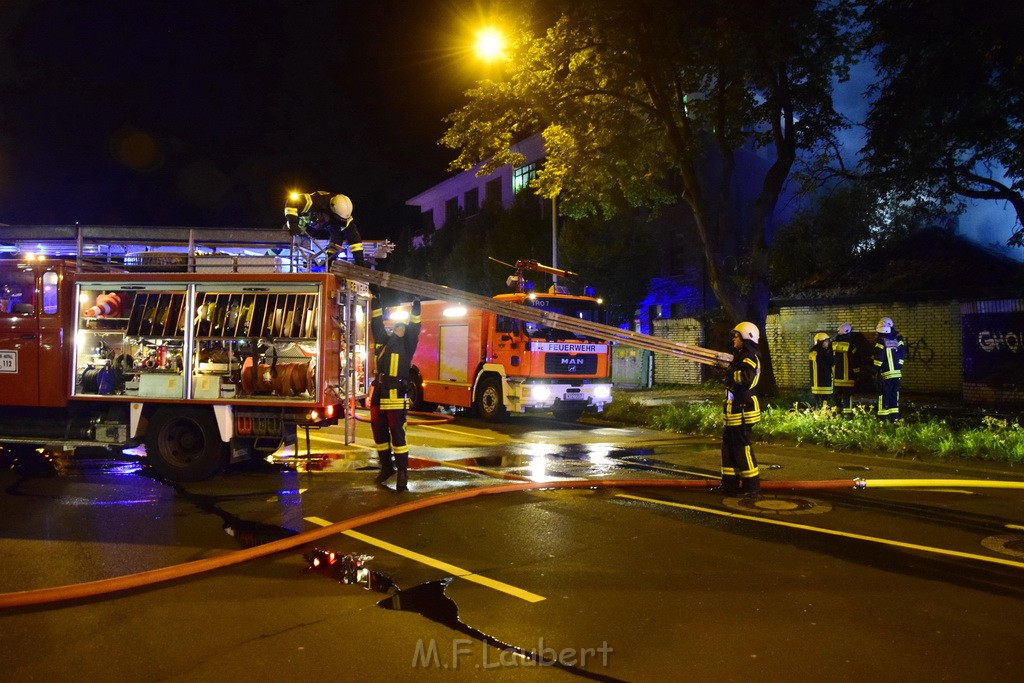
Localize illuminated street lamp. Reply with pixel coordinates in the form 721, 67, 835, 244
471, 26, 559, 282
474, 27, 506, 62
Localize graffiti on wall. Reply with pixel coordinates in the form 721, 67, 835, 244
962, 311, 1024, 389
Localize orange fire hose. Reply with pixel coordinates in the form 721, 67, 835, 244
0, 477, 860, 609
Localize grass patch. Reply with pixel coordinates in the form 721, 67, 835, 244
596, 399, 1024, 465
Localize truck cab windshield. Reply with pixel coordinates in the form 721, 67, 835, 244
522, 297, 604, 342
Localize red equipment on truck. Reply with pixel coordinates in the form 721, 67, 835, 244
0, 226, 377, 481
408, 259, 613, 421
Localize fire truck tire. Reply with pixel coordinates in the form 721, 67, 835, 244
408, 368, 436, 412
474, 376, 507, 421
144, 407, 228, 482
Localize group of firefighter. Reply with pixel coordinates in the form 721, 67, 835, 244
808, 318, 907, 420
715, 316, 906, 499
285, 190, 420, 492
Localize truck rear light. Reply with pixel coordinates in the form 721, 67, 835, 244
325, 404, 335, 418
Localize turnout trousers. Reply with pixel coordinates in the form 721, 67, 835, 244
721, 423, 761, 494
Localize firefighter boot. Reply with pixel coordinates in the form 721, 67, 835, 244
375, 450, 395, 485
711, 475, 740, 495
395, 452, 409, 492
741, 475, 761, 498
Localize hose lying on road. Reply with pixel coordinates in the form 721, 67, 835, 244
1, 476, 1020, 609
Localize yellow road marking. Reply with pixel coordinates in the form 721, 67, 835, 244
303, 518, 545, 602
415, 424, 498, 440
617, 494, 1024, 570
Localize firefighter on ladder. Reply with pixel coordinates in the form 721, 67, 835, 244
368, 286, 422, 491
284, 191, 364, 266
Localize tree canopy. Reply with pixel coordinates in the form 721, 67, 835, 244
862, 0, 1024, 244
442, 0, 860, 341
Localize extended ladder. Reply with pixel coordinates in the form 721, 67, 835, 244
330, 261, 733, 367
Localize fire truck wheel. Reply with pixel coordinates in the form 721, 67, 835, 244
408, 369, 437, 412
474, 376, 507, 421
144, 407, 228, 482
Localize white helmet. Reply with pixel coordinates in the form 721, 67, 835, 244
330, 194, 353, 220
733, 322, 759, 344
876, 317, 893, 334
813, 332, 830, 344
837, 323, 852, 335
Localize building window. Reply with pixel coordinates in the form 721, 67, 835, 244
464, 188, 479, 216
485, 178, 502, 206
444, 197, 460, 225
512, 163, 537, 194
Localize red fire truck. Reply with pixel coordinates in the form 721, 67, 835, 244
404, 260, 613, 421
0, 227, 373, 481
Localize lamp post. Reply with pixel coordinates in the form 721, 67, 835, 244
472, 26, 559, 284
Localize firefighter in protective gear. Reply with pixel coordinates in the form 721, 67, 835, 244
808, 331, 834, 407
715, 321, 762, 496
284, 191, 364, 266
369, 289, 422, 491
832, 323, 861, 415
873, 317, 906, 421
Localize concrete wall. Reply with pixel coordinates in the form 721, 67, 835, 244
766, 301, 962, 396
649, 300, 968, 398
651, 318, 707, 385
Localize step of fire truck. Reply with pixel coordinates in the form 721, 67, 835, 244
330, 261, 733, 367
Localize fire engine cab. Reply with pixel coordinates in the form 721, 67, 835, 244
406, 260, 613, 421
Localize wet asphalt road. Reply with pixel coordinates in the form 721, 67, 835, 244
1, 413, 1024, 681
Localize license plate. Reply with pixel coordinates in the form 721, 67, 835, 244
562, 392, 586, 401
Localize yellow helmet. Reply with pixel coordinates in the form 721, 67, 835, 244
813, 332, 830, 344
733, 322, 759, 344
330, 194, 353, 220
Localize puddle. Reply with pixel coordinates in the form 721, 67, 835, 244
305, 548, 622, 681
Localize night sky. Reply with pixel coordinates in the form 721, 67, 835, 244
0, 0, 485, 240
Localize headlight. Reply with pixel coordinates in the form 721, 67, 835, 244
593, 385, 612, 399
532, 385, 551, 401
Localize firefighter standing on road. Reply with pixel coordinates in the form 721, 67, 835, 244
284, 191, 364, 266
873, 316, 906, 421
832, 323, 861, 415
714, 322, 762, 497
369, 287, 421, 492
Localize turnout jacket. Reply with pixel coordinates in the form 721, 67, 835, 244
873, 331, 906, 380
832, 332, 861, 388
370, 298, 422, 410
724, 339, 762, 426
284, 191, 364, 264
808, 340, 835, 396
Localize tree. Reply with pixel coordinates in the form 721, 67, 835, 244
862, 0, 1024, 244
442, 0, 859, 390
560, 210, 662, 327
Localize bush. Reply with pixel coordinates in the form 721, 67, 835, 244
593, 399, 1024, 464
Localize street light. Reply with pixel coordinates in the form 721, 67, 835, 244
474, 27, 506, 62
471, 26, 558, 283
